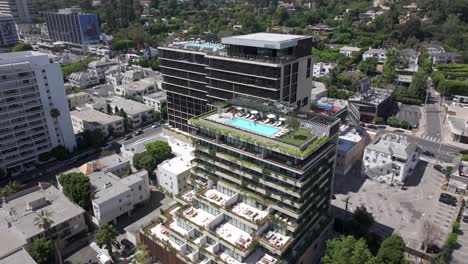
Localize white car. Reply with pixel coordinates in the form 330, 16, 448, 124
97, 253, 112, 264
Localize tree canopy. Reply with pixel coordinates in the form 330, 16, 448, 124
323, 236, 376, 264
30, 238, 55, 264
59, 172, 92, 210
376, 235, 407, 264
11, 43, 33, 52
133, 141, 173, 175
96, 224, 118, 258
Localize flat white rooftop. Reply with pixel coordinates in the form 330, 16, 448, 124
183, 207, 216, 228
150, 224, 181, 250
204, 189, 231, 207
222, 33, 310, 49
232, 202, 268, 222
215, 222, 252, 250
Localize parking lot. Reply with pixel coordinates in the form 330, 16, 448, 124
332, 160, 460, 250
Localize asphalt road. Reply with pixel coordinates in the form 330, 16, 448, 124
405, 134, 462, 163
423, 89, 443, 141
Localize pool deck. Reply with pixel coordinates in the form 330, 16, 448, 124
206, 112, 287, 138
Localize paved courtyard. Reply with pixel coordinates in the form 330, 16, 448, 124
332, 160, 460, 250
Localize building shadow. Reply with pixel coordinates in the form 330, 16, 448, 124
114, 190, 166, 234
331, 204, 395, 239
404, 160, 428, 187
334, 162, 367, 195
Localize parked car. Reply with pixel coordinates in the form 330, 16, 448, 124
463, 210, 468, 223
394, 129, 405, 133
120, 239, 136, 257
124, 135, 133, 140
434, 164, 446, 173
151, 121, 161, 128
367, 125, 377, 129
439, 193, 457, 206
133, 129, 144, 136
422, 150, 435, 157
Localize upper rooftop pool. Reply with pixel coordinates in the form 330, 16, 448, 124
227, 118, 280, 137
185, 43, 221, 50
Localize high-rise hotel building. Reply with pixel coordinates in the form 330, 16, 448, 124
0, 51, 76, 179
141, 96, 340, 264
159, 33, 314, 133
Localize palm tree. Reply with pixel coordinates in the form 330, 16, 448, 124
33, 210, 54, 232
50, 108, 65, 145
33, 210, 63, 264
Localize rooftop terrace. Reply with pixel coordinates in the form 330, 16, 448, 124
190, 98, 338, 158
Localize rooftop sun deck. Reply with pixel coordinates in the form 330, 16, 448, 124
203, 188, 233, 207
151, 224, 181, 250
215, 222, 253, 250
232, 202, 268, 222
183, 207, 217, 228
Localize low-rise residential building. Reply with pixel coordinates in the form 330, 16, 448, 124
447, 157, 468, 193
363, 48, 387, 63
447, 105, 468, 144
312, 62, 336, 78
363, 133, 420, 185
336, 126, 371, 175
121, 134, 194, 165
71, 107, 124, 136
339, 46, 361, 57
68, 71, 99, 88
114, 78, 158, 98
61, 155, 151, 225
142, 90, 167, 111
422, 43, 444, 55
156, 153, 194, 195
0, 183, 88, 259
105, 96, 154, 128
431, 52, 463, 65
67, 92, 93, 109
348, 87, 395, 123
0, 248, 37, 264
359, 10, 384, 22
88, 59, 118, 82
397, 48, 419, 84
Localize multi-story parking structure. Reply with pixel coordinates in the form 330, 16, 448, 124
141, 97, 340, 264
158, 32, 314, 133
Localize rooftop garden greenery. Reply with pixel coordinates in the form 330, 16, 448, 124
190, 116, 329, 159
276, 128, 314, 147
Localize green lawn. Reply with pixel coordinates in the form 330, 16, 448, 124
277, 128, 314, 147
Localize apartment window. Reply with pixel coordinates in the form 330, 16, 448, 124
306, 58, 311, 78
138, 185, 142, 191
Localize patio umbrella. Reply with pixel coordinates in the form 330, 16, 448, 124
250, 110, 259, 115
267, 114, 276, 119
236, 107, 243, 111
279, 117, 286, 121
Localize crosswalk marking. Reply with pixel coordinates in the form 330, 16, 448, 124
422, 135, 442, 142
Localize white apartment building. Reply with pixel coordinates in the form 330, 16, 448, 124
312, 62, 336, 78
363, 48, 387, 63
0, 0, 34, 23
88, 59, 118, 82
142, 90, 166, 111
106, 70, 144, 86
104, 96, 154, 128
114, 78, 157, 98
62, 154, 151, 225
339, 46, 361, 57
363, 133, 420, 185
336, 126, 370, 175
156, 153, 194, 195
68, 71, 99, 88
0, 51, 76, 178
71, 107, 124, 136
0, 183, 87, 259
67, 92, 93, 109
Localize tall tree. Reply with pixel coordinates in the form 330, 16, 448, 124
376, 235, 407, 264
59, 172, 93, 209
30, 238, 55, 264
96, 224, 118, 259
322, 236, 376, 264
33, 210, 54, 232
383, 49, 398, 84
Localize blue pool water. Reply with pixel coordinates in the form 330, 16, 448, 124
185, 43, 220, 50
227, 118, 280, 136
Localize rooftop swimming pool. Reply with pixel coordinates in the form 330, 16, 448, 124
227, 118, 280, 136
185, 43, 222, 50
